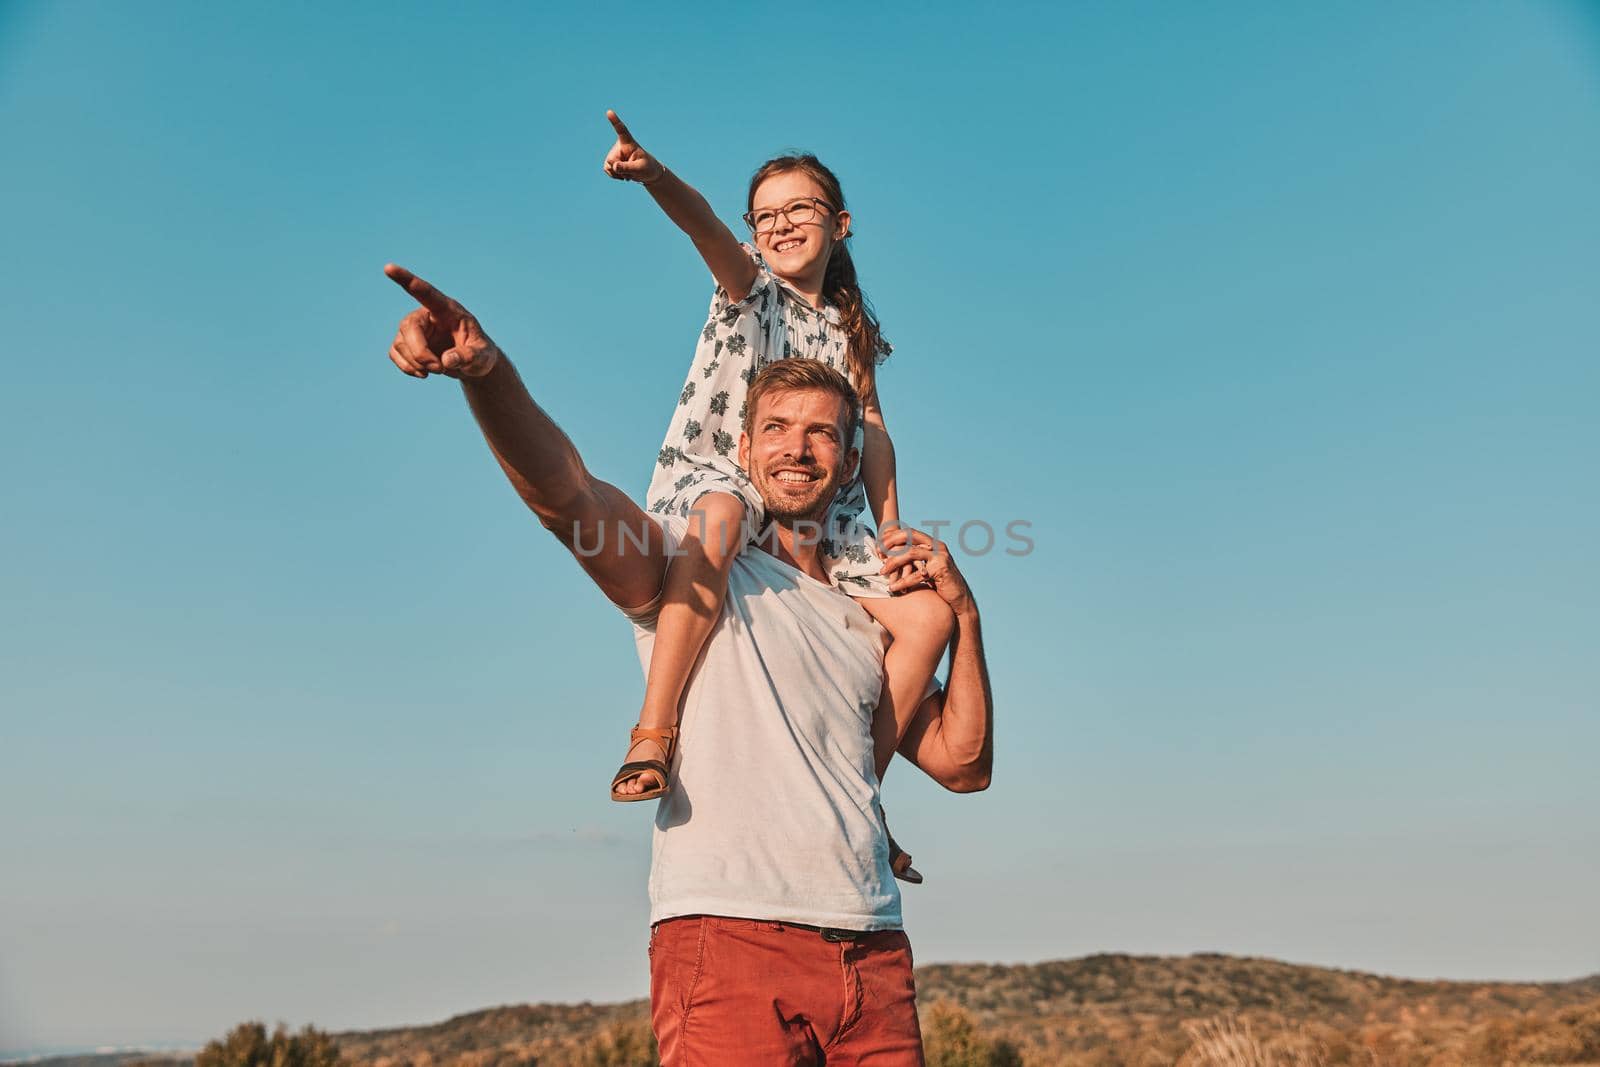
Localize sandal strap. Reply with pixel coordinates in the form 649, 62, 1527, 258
611, 759, 668, 786
880, 803, 924, 884
629, 724, 679, 758
610, 725, 679, 798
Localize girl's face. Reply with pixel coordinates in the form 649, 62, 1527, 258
749, 171, 851, 284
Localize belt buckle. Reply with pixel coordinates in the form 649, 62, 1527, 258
819, 927, 862, 943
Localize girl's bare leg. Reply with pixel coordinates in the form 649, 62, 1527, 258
860, 587, 956, 782
613, 492, 748, 797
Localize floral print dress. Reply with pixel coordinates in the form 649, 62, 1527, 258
645, 245, 891, 596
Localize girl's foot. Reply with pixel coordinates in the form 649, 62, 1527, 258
888, 833, 923, 884
610, 725, 678, 802
881, 806, 924, 884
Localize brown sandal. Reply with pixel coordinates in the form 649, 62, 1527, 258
610, 724, 678, 803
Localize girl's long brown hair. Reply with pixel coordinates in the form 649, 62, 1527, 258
747, 154, 891, 394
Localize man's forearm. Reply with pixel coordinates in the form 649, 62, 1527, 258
935, 604, 994, 788
459, 355, 590, 522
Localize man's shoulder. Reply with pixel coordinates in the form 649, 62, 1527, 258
739, 542, 851, 601
735, 545, 888, 658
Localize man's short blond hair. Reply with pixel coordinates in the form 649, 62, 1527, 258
742, 360, 861, 443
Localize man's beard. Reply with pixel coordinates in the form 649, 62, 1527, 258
764, 497, 831, 523
756, 464, 840, 525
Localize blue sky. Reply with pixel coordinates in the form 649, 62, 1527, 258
2, 0, 1597, 1053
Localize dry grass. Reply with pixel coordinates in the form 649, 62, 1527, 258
1177, 1016, 1334, 1067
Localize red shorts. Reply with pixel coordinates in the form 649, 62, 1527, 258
649, 915, 925, 1065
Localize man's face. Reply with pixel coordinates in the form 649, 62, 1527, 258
739, 386, 859, 524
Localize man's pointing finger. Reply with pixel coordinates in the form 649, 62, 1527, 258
384, 263, 459, 318
606, 109, 637, 145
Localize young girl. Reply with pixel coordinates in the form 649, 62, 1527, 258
601, 111, 953, 859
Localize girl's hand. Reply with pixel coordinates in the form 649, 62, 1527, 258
602, 109, 665, 185
880, 524, 976, 617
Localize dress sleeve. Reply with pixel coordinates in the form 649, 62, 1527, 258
708, 242, 777, 321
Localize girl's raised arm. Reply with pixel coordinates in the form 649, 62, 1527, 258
603, 110, 759, 302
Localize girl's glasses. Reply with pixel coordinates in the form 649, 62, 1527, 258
743, 197, 834, 234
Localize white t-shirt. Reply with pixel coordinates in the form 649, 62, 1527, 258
627, 514, 902, 930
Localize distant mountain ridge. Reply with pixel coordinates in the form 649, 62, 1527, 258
911, 953, 1600, 1064
917, 951, 1600, 1022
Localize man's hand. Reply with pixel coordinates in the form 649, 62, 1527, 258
880, 524, 975, 617
602, 109, 666, 185
383, 264, 502, 380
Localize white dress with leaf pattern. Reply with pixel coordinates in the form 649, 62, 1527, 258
644, 245, 891, 596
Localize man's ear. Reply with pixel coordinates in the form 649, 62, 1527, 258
737, 431, 749, 471
841, 445, 860, 484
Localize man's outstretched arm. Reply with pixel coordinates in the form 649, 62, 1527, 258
383, 264, 667, 612
878, 527, 994, 793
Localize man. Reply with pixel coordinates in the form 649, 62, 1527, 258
383, 264, 995, 1064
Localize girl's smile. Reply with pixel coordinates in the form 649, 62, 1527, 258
748, 171, 851, 304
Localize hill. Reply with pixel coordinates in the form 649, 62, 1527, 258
912, 953, 1600, 1064
22, 952, 1600, 1067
